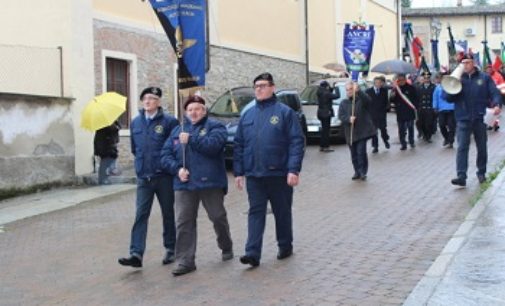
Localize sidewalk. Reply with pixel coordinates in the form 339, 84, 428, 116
404, 169, 505, 305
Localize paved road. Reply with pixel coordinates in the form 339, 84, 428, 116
2, 115, 505, 305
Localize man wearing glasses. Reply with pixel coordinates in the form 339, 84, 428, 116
443, 54, 502, 186
118, 87, 179, 268
233, 73, 305, 267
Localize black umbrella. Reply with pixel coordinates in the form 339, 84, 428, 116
371, 60, 416, 75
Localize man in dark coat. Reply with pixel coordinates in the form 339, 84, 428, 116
316, 81, 340, 152
391, 74, 419, 150
338, 81, 376, 180
415, 72, 437, 142
93, 120, 120, 185
365, 76, 390, 153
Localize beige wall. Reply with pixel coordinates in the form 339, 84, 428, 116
0, 0, 96, 176
406, 14, 505, 70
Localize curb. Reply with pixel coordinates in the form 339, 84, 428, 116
0, 184, 136, 226
403, 169, 505, 305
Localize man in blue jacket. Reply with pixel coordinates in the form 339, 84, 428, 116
118, 87, 179, 268
161, 95, 233, 276
443, 55, 502, 186
234, 73, 305, 267
433, 73, 455, 148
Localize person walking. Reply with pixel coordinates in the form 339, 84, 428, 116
433, 73, 455, 148
338, 81, 376, 180
234, 72, 305, 267
365, 76, 390, 153
391, 74, 419, 150
118, 87, 179, 268
316, 80, 340, 152
160, 95, 233, 276
415, 72, 437, 143
93, 120, 120, 185
443, 54, 502, 186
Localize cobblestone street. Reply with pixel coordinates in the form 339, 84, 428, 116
2, 115, 505, 306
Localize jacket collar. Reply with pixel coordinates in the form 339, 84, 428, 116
256, 94, 277, 108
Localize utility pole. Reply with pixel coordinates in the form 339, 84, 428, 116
305, 0, 309, 85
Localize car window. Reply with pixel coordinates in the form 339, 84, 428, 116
300, 86, 318, 105
277, 93, 300, 111
208, 89, 255, 117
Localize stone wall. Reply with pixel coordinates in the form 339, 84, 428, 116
0, 93, 75, 192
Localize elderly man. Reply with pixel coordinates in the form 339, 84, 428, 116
234, 72, 305, 267
339, 81, 376, 180
443, 54, 502, 186
118, 87, 179, 268
161, 95, 233, 276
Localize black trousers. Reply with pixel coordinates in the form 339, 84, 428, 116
416, 109, 436, 140
319, 116, 331, 148
438, 111, 456, 144
371, 127, 389, 149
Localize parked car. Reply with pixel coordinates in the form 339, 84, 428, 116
208, 87, 307, 163
300, 78, 368, 141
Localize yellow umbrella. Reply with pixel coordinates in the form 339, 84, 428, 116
81, 92, 126, 131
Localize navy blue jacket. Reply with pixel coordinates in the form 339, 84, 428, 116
233, 96, 305, 178
160, 116, 228, 193
130, 107, 179, 179
442, 69, 501, 121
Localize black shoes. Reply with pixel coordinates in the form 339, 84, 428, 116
451, 177, 466, 187
172, 265, 196, 276
410, 143, 416, 148
400, 144, 407, 151
372, 148, 379, 153
118, 256, 142, 268
477, 175, 487, 184
222, 250, 234, 261
385, 141, 390, 149
277, 249, 293, 260
352, 173, 360, 180
320, 147, 334, 152
162, 252, 175, 265
239, 255, 260, 267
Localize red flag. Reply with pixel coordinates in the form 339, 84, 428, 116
493, 54, 503, 72
411, 36, 423, 68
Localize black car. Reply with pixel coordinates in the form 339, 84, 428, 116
208, 87, 307, 163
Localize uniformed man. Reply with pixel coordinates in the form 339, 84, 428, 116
234, 72, 305, 267
415, 71, 437, 142
118, 87, 179, 268
390, 74, 419, 150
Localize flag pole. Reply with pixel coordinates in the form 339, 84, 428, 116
350, 82, 356, 145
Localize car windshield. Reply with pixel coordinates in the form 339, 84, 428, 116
208, 88, 255, 117
300, 85, 345, 106
277, 92, 301, 111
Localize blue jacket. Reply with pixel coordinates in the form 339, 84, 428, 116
160, 116, 228, 193
233, 96, 305, 178
432, 84, 454, 112
442, 69, 501, 121
130, 107, 179, 179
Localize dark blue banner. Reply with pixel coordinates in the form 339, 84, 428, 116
149, 0, 206, 89
343, 24, 375, 81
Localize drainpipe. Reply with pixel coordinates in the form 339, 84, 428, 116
397, 0, 402, 59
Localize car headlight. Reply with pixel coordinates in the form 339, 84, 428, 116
331, 117, 341, 126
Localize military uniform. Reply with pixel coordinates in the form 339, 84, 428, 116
416, 82, 437, 141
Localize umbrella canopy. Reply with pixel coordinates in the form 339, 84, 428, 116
371, 60, 416, 75
323, 62, 347, 72
81, 92, 126, 131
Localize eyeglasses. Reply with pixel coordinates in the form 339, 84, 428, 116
253, 83, 272, 89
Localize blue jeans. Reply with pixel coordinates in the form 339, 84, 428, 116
456, 119, 488, 179
398, 120, 415, 146
349, 139, 368, 176
130, 176, 176, 259
245, 176, 293, 261
98, 157, 115, 184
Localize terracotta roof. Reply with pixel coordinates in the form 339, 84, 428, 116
403, 4, 505, 17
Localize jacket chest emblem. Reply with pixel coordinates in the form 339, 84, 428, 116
477, 79, 483, 86
154, 125, 164, 134
199, 128, 207, 136
270, 116, 279, 125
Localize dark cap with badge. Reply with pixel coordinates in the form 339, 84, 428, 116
421, 71, 432, 78
253, 72, 275, 85
184, 95, 206, 110
460, 53, 474, 62
140, 87, 162, 100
